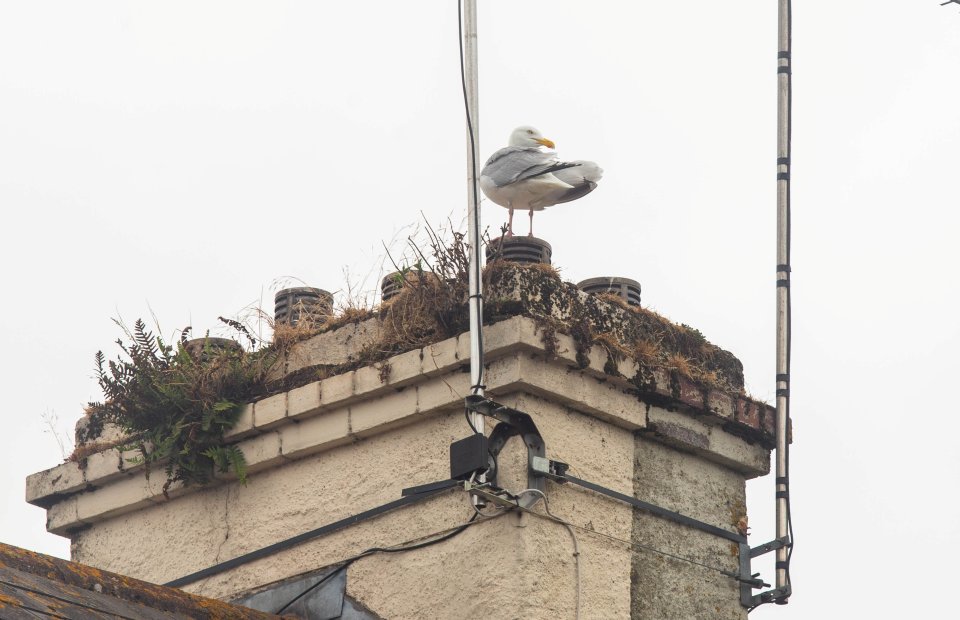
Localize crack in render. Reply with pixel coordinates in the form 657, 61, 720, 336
194, 485, 232, 597
214, 485, 232, 564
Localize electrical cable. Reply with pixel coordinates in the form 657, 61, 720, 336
165, 484, 458, 588
274, 510, 492, 614
464, 408, 479, 434
478, 481, 750, 610
275, 562, 350, 615
512, 490, 740, 589
456, 1, 500, 497
518, 489, 581, 620
538, 509, 736, 579
457, 0, 485, 398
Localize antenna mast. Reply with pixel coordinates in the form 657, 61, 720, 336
775, 0, 794, 602
462, 0, 484, 434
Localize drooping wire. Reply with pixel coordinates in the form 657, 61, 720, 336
274, 511, 486, 614
514, 489, 741, 585
275, 562, 350, 615
457, 0, 485, 398
519, 489, 581, 620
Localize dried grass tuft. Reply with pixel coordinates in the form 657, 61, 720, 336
360, 223, 473, 360
593, 331, 630, 359
633, 339, 661, 365
322, 306, 374, 332
667, 352, 694, 378
695, 369, 721, 388
665, 351, 724, 389
596, 292, 631, 310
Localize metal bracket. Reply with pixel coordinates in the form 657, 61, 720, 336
531, 455, 569, 482
750, 537, 790, 559
739, 538, 792, 609
464, 395, 546, 508
466, 484, 521, 510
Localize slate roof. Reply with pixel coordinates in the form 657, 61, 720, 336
0, 542, 287, 619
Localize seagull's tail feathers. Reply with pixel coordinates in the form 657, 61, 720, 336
552, 160, 603, 204
571, 160, 603, 183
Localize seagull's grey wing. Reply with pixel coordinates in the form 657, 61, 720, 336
482, 147, 581, 188
550, 160, 603, 204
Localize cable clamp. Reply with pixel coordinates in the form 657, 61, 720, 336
776, 388, 789, 397
776, 373, 790, 383
777, 66, 791, 75
777, 157, 790, 166
775, 561, 789, 570
734, 572, 771, 589
776, 264, 791, 273
775, 476, 789, 486
777, 172, 790, 181
776, 490, 789, 499
470, 384, 487, 392
776, 279, 790, 288
778, 51, 791, 59
468, 293, 484, 300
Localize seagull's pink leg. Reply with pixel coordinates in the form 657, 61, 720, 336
507, 207, 515, 236
528, 209, 534, 237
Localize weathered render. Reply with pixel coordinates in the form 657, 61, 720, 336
26, 265, 774, 619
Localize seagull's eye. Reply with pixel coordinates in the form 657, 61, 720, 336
527, 130, 534, 135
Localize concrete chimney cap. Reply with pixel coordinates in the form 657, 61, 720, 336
274, 287, 334, 326
577, 276, 642, 307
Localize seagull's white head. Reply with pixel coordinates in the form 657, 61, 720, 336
508, 126, 555, 149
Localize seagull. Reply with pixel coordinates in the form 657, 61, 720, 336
480, 126, 603, 236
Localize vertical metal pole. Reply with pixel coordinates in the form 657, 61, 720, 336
463, 0, 484, 434
775, 0, 792, 598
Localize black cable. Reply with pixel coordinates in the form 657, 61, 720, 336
464, 408, 479, 434
457, 0, 485, 397
275, 511, 482, 614
457, 1, 498, 482
364, 510, 480, 555
164, 485, 455, 588
275, 563, 351, 615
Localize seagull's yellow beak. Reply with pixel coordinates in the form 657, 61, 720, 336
535, 137, 555, 149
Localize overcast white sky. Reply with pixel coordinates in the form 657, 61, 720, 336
1, 1, 957, 616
